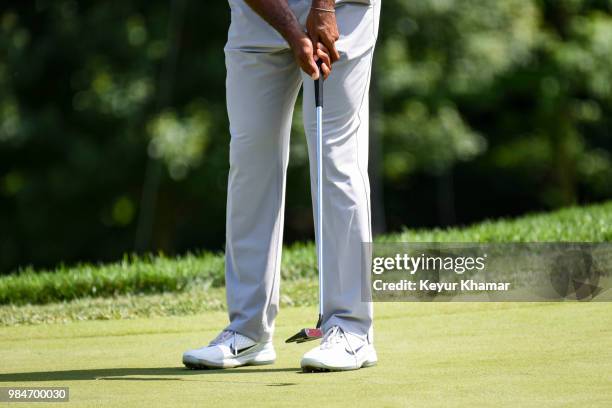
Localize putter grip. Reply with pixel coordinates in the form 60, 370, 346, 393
315, 60, 323, 108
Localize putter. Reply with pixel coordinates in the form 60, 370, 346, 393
286, 62, 325, 344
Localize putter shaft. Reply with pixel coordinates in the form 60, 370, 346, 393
286, 66, 325, 344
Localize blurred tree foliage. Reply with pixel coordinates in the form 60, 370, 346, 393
1, 0, 611, 273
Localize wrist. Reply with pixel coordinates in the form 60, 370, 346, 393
285, 26, 308, 48
312, 0, 335, 10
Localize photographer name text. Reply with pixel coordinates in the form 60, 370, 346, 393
372, 279, 511, 292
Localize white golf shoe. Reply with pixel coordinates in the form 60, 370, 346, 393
183, 330, 276, 369
300, 326, 378, 372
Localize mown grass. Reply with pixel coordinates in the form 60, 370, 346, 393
2, 201, 612, 306
1, 303, 611, 407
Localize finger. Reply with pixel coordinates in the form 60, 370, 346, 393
316, 47, 331, 72
305, 55, 319, 80
317, 43, 331, 60
317, 42, 330, 53
309, 33, 320, 57
297, 51, 317, 80
320, 37, 340, 63
316, 50, 331, 79
328, 41, 340, 63
320, 62, 331, 80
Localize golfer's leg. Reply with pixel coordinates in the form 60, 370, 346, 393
224, 49, 301, 342
302, 2, 380, 338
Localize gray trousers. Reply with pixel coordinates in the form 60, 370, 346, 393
224, 0, 380, 342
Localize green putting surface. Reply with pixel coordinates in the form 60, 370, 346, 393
1, 302, 611, 407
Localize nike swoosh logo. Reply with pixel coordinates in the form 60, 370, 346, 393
345, 345, 366, 355
232, 344, 258, 356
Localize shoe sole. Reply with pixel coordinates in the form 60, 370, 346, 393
183, 346, 276, 370
183, 358, 275, 370
301, 359, 378, 373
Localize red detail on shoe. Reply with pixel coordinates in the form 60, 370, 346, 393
305, 328, 323, 338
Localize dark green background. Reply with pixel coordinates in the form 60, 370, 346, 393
1, 0, 611, 273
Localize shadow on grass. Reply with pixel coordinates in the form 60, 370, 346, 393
0, 367, 300, 385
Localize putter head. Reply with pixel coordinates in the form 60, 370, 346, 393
285, 328, 323, 343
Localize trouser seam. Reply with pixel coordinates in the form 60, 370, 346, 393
324, 4, 376, 334
261, 69, 302, 342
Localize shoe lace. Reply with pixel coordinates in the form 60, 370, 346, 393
321, 326, 351, 351
321, 326, 359, 366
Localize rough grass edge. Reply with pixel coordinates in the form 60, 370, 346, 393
2, 201, 612, 306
